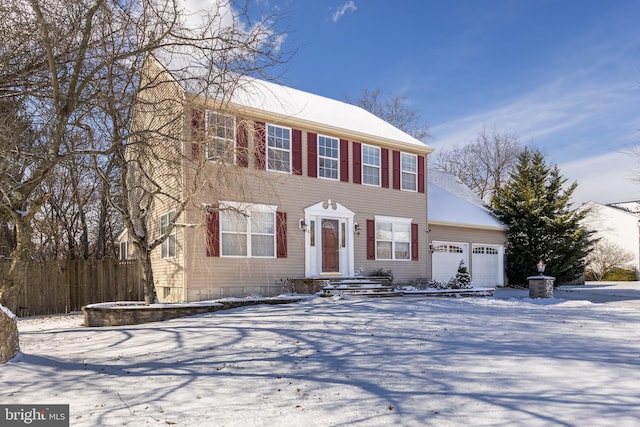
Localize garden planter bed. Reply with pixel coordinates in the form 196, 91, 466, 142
83, 296, 307, 327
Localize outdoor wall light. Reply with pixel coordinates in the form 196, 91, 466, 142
537, 260, 546, 275
298, 219, 307, 231
354, 223, 360, 234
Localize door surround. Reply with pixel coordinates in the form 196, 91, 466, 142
304, 200, 355, 278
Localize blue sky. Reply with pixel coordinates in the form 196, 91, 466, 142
265, 0, 640, 205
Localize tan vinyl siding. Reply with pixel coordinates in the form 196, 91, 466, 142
179, 117, 429, 300
129, 57, 188, 301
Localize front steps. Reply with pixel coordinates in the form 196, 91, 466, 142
321, 278, 400, 298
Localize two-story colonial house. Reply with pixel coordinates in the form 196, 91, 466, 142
123, 56, 434, 302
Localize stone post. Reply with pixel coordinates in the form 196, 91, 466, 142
0, 304, 19, 363
527, 275, 555, 298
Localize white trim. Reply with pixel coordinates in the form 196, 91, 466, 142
361, 143, 381, 187
219, 201, 277, 213
400, 152, 418, 192
160, 210, 177, 259
317, 134, 340, 181
205, 111, 236, 163
266, 123, 292, 174
218, 201, 278, 258
374, 215, 413, 261
304, 200, 355, 277
374, 215, 413, 224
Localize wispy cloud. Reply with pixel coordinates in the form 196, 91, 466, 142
560, 151, 640, 205
430, 24, 640, 167
332, 1, 357, 23
431, 72, 640, 163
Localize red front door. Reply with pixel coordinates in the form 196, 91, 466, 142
322, 219, 339, 272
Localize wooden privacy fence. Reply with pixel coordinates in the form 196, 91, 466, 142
0, 259, 143, 317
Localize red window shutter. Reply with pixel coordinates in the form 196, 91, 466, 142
411, 223, 419, 261
236, 120, 249, 168
292, 129, 302, 175
340, 139, 349, 182
382, 148, 390, 188
353, 142, 362, 184
206, 210, 220, 257
392, 150, 400, 190
276, 211, 287, 258
254, 121, 266, 169
307, 132, 317, 177
191, 109, 204, 160
418, 155, 425, 193
366, 219, 375, 260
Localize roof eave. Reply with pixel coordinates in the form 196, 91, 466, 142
188, 94, 434, 155
428, 220, 508, 231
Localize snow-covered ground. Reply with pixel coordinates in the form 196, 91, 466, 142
2, 283, 640, 426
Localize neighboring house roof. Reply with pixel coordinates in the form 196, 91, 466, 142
428, 170, 506, 230
608, 200, 640, 215
580, 201, 640, 237
149, 54, 433, 153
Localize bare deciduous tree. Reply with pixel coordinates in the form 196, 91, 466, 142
347, 88, 431, 141
585, 239, 635, 280
0, 0, 289, 307
432, 128, 524, 202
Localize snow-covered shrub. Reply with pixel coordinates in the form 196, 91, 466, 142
368, 268, 393, 283
454, 261, 472, 289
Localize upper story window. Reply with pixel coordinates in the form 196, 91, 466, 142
206, 112, 235, 162
160, 210, 176, 259
220, 203, 276, 257
401, 152, 417, 191
375, 216, 411, 260
267, 124, 291, 173
362, 144, 380, 186
318, 135, 339, 180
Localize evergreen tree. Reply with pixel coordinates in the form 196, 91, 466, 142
491, 149, 594, 285
455, 261, 472, 289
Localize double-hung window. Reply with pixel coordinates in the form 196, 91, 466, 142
318, 135, 339, 180
375, 216, 411, 260
362, 144, 380, 186
206, 112, 235, 162
119, 241, 128, 260
267, 124, 291, 173
160, 210, 176, 259
401, 152, 417, 191
220, 203, 276, 257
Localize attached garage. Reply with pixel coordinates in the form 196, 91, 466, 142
471, 244, 504, 287
428, 171, 507, 287
431, 241, 468, 283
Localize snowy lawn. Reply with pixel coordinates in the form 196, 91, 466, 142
2, 286, 640, 426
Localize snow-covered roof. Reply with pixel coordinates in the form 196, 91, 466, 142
227, 78, 432, 151
149, 54, 432, 152
428, 170, 506, 230
607, 200, 640, 215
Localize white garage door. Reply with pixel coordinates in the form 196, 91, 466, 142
471, 245, 503, 286
432, 242, 468, 283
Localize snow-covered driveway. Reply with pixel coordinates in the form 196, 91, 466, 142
2, 286, 640, 426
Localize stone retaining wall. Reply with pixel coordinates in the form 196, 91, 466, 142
0, 305, 19, 363
83, 297, 307, 327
